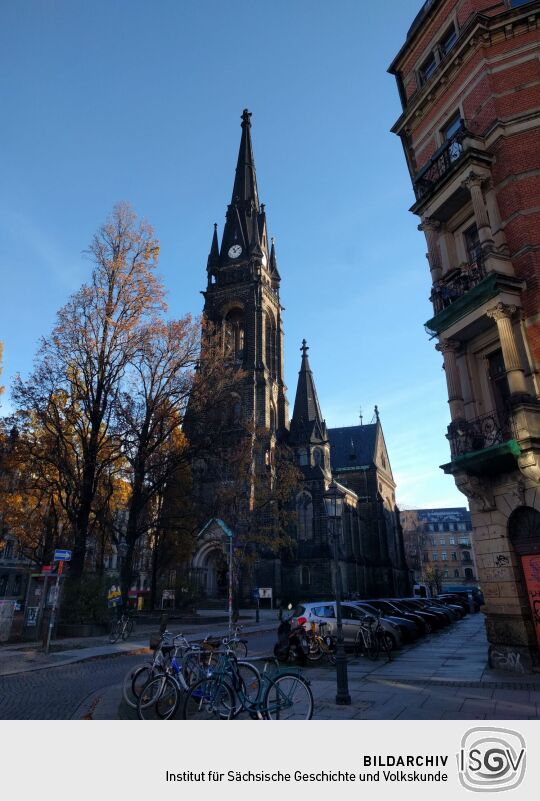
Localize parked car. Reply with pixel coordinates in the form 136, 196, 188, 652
349, 600, 420, 643
393, 598, 449, 629
291, 601, 403, 650
365, 599, 431, 635
411, 598, 456, 624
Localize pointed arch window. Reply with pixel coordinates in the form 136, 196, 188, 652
224, 309, 245, 362
296, 492, 313, 541
265, 313, 277, 379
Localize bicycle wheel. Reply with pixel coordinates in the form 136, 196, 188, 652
263, 673, 314, 720
138, 675, 179, 720
306, 639, 323, 662
122, 619, 133, 641
230, 662, 261, 717
108, 620, 121, 644
379, 631, 394, 661
182, 677, 235, 720
366, 631, 379, 661
121, 662, 153, 708
229, 639, 248, 659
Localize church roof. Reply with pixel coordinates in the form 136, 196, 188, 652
328, 424, 378, 470
289, 340, 328, 445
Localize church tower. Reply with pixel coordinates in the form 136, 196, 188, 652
202, 109, 288, 435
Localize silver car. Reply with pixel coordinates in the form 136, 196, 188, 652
291, 601, 402, 650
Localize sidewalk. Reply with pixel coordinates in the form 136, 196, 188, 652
85, 613, 540, 720
0, 608, 277, 678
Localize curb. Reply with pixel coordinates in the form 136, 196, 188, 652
1, 624, 277, 678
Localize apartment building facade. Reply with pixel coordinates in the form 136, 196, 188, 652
390, 0, 540, 671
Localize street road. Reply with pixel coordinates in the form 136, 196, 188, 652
0, 630, 277, 720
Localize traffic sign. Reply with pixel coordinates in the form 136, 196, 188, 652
41, 565, 52, 574
53, 549, 72, 562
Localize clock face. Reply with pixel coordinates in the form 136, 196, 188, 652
228, 244, 242, 259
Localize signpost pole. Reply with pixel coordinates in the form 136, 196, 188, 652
44, 561, 63, 654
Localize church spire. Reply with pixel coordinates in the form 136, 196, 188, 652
207, 223, 219, 269
290, 339, 328, 445
231, 109, 259, 211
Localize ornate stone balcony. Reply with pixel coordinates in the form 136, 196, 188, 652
430, 255, 486, 314
447, 410, 515, 457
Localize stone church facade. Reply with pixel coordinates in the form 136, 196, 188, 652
189, 110, 410, 604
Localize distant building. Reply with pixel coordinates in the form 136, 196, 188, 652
400, 507, 478, 590
390, 0, 540, 670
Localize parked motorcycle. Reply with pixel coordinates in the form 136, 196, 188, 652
273, 617, 309, 665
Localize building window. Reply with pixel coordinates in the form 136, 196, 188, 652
454, 569, 460, 578
12, 575, 22, 596
0, 575, 7, 596
313, 448, 324, 468
3, 541, 13, 560
423, 553, 429, 563
439, 537, 445, 545
296, 492, 313, 541
419, 52, 437, 85
443, 570, 449, 578
300, 566, 311, 588
451, 552, 457, 561
441, 552, 447, 561
462, 551, 471, 562
464, 567, 474, 579
431, 536, 436, 546
432, 552, 438, 561
438, 524, 444, 532
449, 537, 456, 545
224, 309, 245, 361
439, 25, 458, 57
298, 449, 308, 467
464, 224, 481, 266
428, 524, 434, 532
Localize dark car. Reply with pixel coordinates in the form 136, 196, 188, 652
436, 595, 468, 617
349, 601, 420, 644
366, 599, 430, 636
398, 598, 450, 628
413, 598, 456, 624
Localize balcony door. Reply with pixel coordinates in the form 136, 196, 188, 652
487, 349, 511, 423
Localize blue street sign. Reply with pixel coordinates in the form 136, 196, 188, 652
53, 549, 72, 562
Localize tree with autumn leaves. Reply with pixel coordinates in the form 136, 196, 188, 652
1, 204, 237, 611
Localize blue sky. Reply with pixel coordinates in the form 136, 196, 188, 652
0, 0, 464, 509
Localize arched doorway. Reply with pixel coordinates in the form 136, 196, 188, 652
192, 541, 229, 599
509, 506, 540, 650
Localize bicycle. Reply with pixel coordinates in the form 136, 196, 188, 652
182, 651, 314, 721
122, 631, 204, 709
354, 613, 393, 662
221, 624, 248, 658
305, 622, 336, 664
108, 612, 134, 644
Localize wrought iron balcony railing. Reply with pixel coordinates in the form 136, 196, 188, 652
447, 409, 515, 458
430, 254, 486, 314
414, 123, 468, 201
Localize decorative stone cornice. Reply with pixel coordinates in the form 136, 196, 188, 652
418, 217, 441, 234
486, 302, 518, 322
436, 339, 461, 355
461, 170, 486, 191
454, 472, 496, 511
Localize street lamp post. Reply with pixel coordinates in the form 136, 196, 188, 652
323, 480, 351, 706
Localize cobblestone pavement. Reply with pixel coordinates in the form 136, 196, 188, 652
0, 653, 144, 719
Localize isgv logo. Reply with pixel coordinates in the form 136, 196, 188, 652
457, 727, 526, 792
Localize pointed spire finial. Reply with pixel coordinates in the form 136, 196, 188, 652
374, 404, 380, 422
241, 108, 252, 128
359, 406, 363, 426
301, 339, 309, 358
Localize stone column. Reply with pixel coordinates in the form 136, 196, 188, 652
462, 172, 494, 248
418, 217, 442, 282
486, 302, 529, 397
436, 339, 466, 420
484, 181, 508, 253
438, 228, 457, 274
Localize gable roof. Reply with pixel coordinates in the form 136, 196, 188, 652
328, 424, 377, 470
